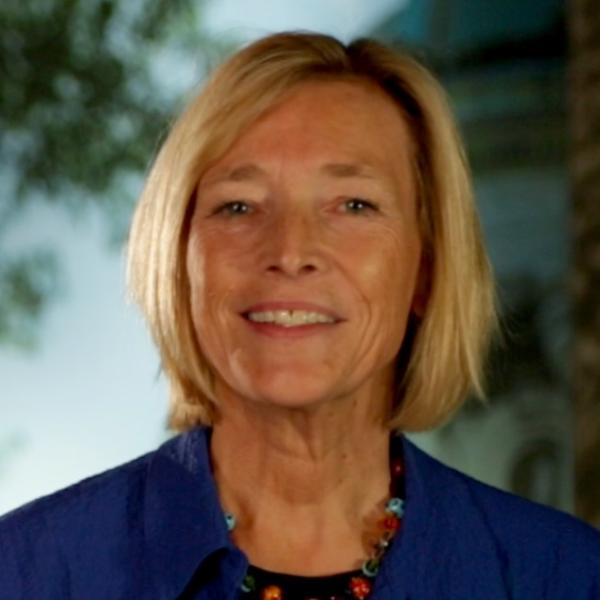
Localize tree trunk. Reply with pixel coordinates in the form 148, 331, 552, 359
568, 0, 600, 528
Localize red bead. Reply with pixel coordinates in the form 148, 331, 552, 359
391, 458, 404, 478
349, 576, 372, 599
381, 515, 401, 532
261, 585, 283, 600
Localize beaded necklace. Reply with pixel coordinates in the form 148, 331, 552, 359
223, 435, 405, 600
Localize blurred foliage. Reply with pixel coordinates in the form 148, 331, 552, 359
0, 0, 228, 349
0, 251, 60, 351
0, 432, 27, 483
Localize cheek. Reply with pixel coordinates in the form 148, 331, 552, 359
187, 227, 256, 361
187, 224, 243, 297
341, 224, 422, 312
340, 226, 422, 369
186, 232, 229, 339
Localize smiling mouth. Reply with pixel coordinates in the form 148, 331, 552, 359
245, 309, 336, 328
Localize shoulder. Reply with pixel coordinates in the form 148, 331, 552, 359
0, 449, 155, 598
0, 428, 209, 533
409, 436, 598, 538
0, 429, 216, 599
403, 437, 600, 595
0, 450, 152, 534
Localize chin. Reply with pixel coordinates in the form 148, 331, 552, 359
238, 368, 345, 412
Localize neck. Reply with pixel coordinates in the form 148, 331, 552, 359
210, 385, 393, 575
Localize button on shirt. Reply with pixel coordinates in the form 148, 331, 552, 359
1, 428, 599, 599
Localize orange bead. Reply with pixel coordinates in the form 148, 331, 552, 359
349, 576, 372, 599
261, 584, 283, 600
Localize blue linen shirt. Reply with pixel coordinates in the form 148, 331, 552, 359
1, 428, 599, 599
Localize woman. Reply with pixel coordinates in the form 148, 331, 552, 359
1, 32, 599, 600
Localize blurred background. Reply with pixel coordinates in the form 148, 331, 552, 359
1, 0, 598, 527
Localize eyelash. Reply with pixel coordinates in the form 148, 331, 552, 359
342, 198, 379, 214
211, 198, 379, 217
212, 200, 252, 216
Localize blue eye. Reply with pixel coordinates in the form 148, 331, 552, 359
215, 201, 251, 216
343, 198, 378, 214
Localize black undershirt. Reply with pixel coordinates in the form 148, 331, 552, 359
244, 564, 364, 599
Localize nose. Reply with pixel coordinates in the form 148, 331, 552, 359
263, 210, 325, 277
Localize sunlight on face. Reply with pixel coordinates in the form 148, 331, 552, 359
187, 80, 424, 413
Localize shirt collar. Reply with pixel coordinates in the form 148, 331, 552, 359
143, 427, 243, 598
142, 429, 438, 599
367, 435, 435, 597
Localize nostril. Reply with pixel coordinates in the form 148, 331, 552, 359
299, 263, 318, 274
266, 261, 318, 275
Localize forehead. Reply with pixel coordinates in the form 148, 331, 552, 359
201, 79, 415, 183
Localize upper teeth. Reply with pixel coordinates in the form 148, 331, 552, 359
247, 310, 335, 327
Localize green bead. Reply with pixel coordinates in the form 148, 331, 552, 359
362, 557, 380, 577
241, 574, 256, 592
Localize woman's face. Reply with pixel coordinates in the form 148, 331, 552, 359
187, 79, 425, 412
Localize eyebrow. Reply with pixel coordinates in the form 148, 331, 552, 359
200, 164, 266, 187
205, 162, 377, 186
319, 162, 376, 179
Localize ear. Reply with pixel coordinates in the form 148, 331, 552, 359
411, 254, 431, 318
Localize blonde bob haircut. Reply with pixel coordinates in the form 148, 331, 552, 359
127, 31, 496, 432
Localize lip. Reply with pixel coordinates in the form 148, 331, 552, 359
240, 301, 345, 338
241, 301, 343, 321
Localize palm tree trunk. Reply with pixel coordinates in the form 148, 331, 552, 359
568, 0, 600, 528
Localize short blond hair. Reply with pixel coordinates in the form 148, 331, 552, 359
127, 31, 496, 432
